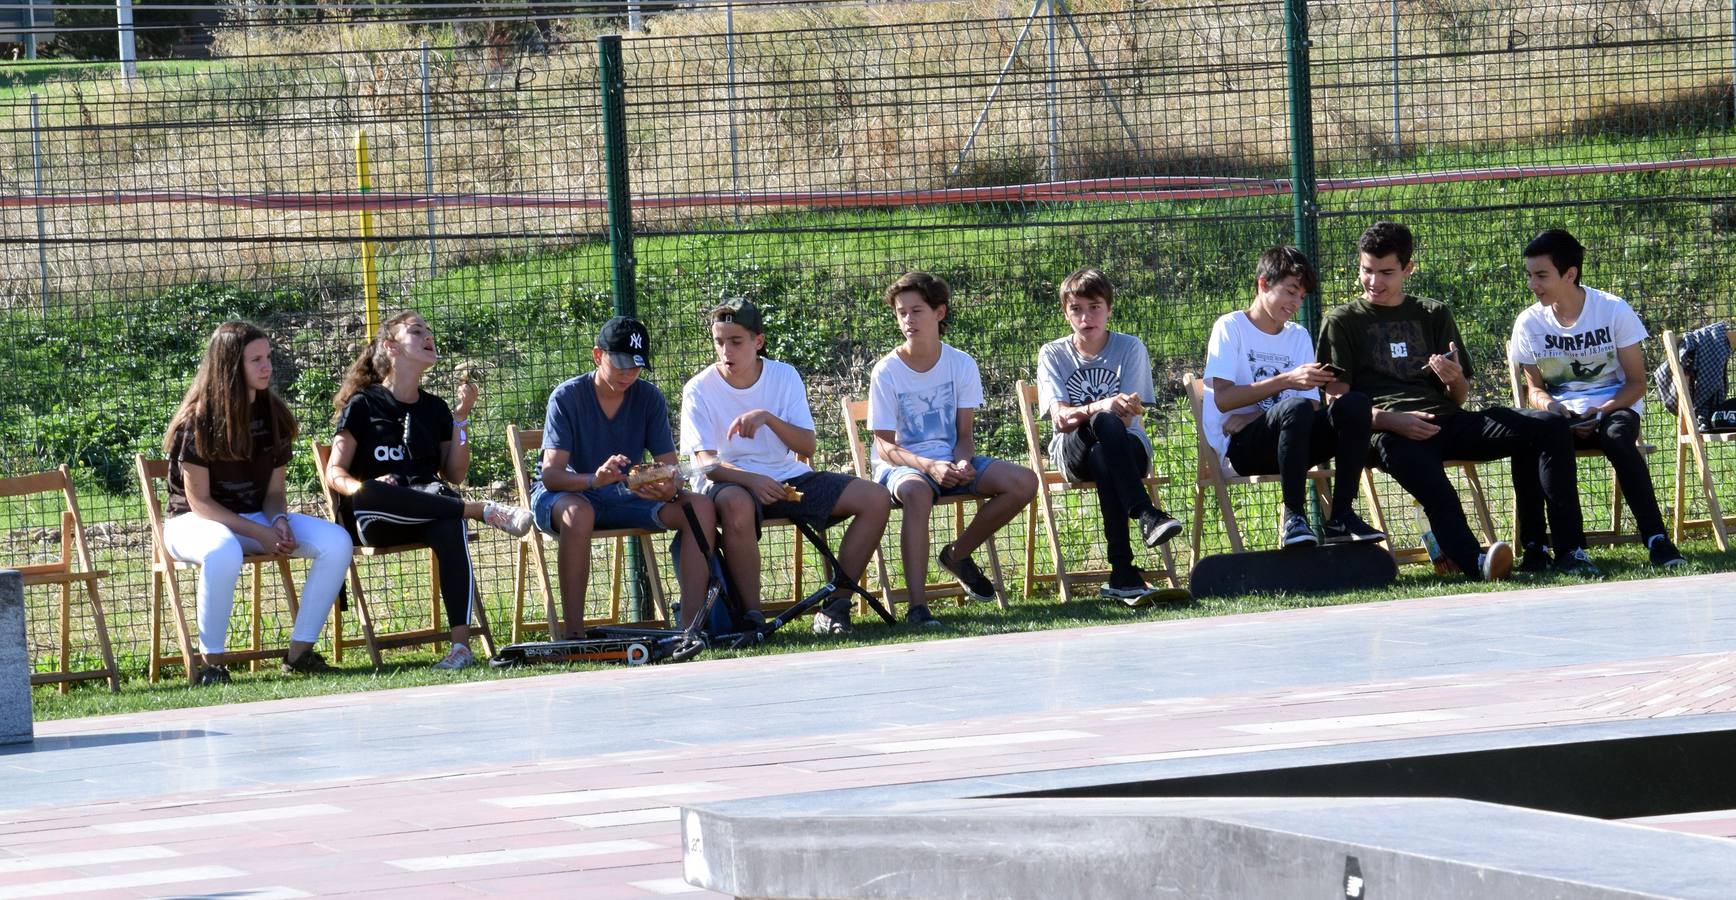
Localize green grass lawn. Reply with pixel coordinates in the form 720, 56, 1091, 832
30, 534, 1736, 722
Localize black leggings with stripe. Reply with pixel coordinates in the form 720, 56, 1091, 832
347, 480, 474, 630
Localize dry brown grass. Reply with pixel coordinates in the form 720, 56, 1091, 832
0, 0, 1725, 306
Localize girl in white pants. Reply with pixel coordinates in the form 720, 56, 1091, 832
161, 320, 352, 685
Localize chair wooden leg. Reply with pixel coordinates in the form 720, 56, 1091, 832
1038, 487, 1070, 602
641, 534, 669, 623
1461, 465, 1497, 544
84, 578, 118, 693
1190, 482, 1205, 565
531, 533, 560, 637
349, 564, 384, 668
983, 512, 1009, 611
1211, 478, 1244, 554
608, 536, 624, 624
1610, 476, 1626, 539
429, 551, 442, 636
468, 576, 495, 659
149, 572, 163, 683
793, 527, 806, 604
1691, 432, 1731, 551
58, 582, 70, 694
951, 503, 967, 607
160, 558, 200, 685
1022, 500, 1037, 599
511, 539, 528, 643
1673, 435, 1689, 543
248, 563, 264, 673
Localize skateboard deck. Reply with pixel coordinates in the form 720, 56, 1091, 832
1188, 541, 1397, 599
1100, 585, 1193, 607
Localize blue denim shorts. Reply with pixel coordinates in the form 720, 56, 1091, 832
874, 454, 999, 499
530, 482, 666, 535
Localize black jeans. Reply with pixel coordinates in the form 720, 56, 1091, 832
347, 480, 474, 630
1057, 411, 1155, 572
1514, 407, 1666, 545
1225, 392, 1373, 519
1374, 406, 1583, 576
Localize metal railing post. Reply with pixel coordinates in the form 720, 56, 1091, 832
1045, 0, 1059, 181
1391, 0, 1401, 156
30, 94, 48, 313
116, 0, 138, 80
598, 33, 653, 622
1285, 0, 1325, 530
420, 41, 438, 280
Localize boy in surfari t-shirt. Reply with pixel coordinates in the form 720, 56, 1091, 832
1508, 228, 1684, 569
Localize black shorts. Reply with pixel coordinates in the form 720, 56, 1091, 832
704, 470, 857, 535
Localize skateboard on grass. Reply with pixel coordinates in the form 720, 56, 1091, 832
1188, 540, 1397, 599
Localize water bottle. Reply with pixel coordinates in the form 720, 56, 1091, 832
1412, 504, 1457, 574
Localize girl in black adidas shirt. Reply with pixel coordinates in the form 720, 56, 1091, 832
323, 312, 531, 670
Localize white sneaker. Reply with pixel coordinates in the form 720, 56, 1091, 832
483, 502, 533, 538
432, 643, 475, 670
1478, 541, 1514, 582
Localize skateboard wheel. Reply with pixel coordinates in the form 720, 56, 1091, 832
625, 643, 652, 666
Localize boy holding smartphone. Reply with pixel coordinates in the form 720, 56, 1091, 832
1317, 222, 1592, 581
1203, 245, 1385, 548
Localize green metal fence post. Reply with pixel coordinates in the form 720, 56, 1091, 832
598, 33, 653, 622
1284, 0, 1326, 530
1283, 0, 1321, 336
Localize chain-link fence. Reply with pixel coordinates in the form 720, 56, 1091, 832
1, 0, 1732, 682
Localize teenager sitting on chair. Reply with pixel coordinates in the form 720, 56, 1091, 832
1317, 221, 1592, 581
530, 316, 718, 635
1203, 246, 1385, 550
679, 300, 891, 634
1036, 267, 1182, 603
323, 311, 533, 671
869, 271, 1038, 627
1508, 228, 1685, 570
162, 320, 352, 685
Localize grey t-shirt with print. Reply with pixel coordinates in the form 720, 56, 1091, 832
1036, 331, 1155, 481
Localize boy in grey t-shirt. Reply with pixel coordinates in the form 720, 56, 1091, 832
1036, 268, 1181, 603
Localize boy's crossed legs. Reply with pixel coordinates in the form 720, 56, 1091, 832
1057, 411, 1182, 593
710, 472, 892, 621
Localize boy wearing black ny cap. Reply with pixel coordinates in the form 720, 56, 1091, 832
531, 316, 718, 637
679, 300, 892, 634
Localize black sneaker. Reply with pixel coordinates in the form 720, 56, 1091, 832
937, 542, 996, 602
1517, 543, 1554, 574
810, 594, 853, 635
195, 664, 231, 686
1321, 511, 1385, 544
1555, 547, 1603, 578
904, 604, 944, 629
1099, 567, 1154, 606
1648, 535, 1688, 570
1138, 509, 1183, 548
1280, 511, 1318, 548
281, 649, 335, 675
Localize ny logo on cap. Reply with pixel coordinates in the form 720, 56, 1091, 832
629, 333, 644, 350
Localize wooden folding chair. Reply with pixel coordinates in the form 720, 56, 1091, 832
1662, 329, 1736, 551
1013, 379, 1180, 601
0, 466, 119, 692
311, 441, 494, 665
505, 424, 669, 639
135, 454, 301, 683
1507, 360, 1653, 548
1181, 373, 1335, 560
842, 396, 1008, 610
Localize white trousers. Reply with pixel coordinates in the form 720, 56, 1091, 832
162, 511, 352, 656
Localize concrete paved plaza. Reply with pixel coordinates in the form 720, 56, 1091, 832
4, 571, 1735, 897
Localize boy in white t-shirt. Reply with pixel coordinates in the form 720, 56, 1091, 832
869, 272, 1038, 627
679, 300, 892, 634
1508, 228, 1685, 569
1203, 245, 1385, 548
1036, 267, 1182, 604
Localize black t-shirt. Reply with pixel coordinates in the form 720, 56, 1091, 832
1316, 294, 1470, 417
333, 385, 455, 486
166, 396, 292, 517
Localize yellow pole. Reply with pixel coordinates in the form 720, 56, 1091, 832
355, 129, 380, 340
